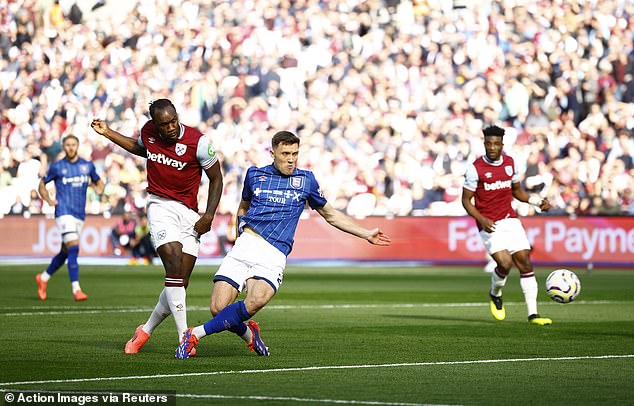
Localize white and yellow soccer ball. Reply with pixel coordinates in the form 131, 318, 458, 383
545, 269, 581, 303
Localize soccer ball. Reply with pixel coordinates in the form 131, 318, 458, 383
545, 269, 581, 303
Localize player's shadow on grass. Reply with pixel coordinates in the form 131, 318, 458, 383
388, 314, 490, 323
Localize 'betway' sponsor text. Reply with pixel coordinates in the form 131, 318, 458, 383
147, 152, 187, 170
483, 180, 512, 191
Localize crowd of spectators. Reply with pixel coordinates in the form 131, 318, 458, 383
1, 0, 633, 221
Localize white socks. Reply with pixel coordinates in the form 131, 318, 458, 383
165, 286, 187, 340
490, 269, 507, 297
192, 326, 206, 339
40, 271, 51, 282
71, 281, 81, 294
143, 289, 171, 335
520, 275, 539, 316
490, 268, 539, 316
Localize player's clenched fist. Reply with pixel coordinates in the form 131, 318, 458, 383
90, 119, 109, 135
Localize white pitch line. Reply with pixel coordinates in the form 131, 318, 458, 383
0, 300, 627, 317
177, 393, 454, 406
0, 390, 455, 406
0, 355, 632, 387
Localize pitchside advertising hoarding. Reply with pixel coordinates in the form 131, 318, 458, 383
1, 215, 633, 266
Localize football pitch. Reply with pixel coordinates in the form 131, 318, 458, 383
1, 264, 633, 406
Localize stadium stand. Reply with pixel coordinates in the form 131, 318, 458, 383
1, 0, 633, 220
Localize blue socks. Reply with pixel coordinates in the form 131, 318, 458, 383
67, 245, 80, 282
45, 250, 68, 275
203, 301, 251, 336
228, 323, 248, 336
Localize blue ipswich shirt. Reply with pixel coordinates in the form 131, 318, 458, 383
42, 158, 100, 221
239, 164, 327, 256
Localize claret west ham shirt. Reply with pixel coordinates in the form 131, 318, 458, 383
137, 121, 217, 211
463, 154, 520, 225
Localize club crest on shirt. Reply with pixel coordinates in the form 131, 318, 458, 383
504, 166, 513, 176
290, 176, 303, 189
175, 143, 187, 156
80, 164, 89, 174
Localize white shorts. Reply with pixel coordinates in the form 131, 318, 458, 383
146, 194, 201, 256
479, 217, 531, 255
56, 215, 84, 244
214, 232, 286, 293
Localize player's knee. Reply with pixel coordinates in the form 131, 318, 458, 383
244, 295, 270, 315
210, 302, 222, 316
210, 297, 233, 316
518, 263, 534, 275
496, 262, 513, 274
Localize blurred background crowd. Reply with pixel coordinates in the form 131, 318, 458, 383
1, 0, 633, 222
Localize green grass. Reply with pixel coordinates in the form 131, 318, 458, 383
1, 264, 633, 405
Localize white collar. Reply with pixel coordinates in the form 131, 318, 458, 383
483, 155, 503, 166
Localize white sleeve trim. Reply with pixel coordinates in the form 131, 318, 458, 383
463, 162, 478, 191
196, 135, 218, 169
512, 158, 520, 183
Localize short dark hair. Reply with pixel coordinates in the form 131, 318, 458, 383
149, 99, 176, 120
482, 125, 505, 137
62, 134, 79, 144
272, 131, 300, 149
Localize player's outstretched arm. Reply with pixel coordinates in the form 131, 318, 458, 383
315, 203, 391, 246
90, 119, 147, 158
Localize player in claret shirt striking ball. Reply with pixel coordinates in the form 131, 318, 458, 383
91, 99, 223, 355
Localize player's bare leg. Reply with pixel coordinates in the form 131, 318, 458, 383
207, 280, 268, 354
178, 280, 274, 359
182, 253, 197, 289
208, 281, 258, 347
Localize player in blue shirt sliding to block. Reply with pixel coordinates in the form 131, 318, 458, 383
176, 130, 391, 359
35, 134, 104, 301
